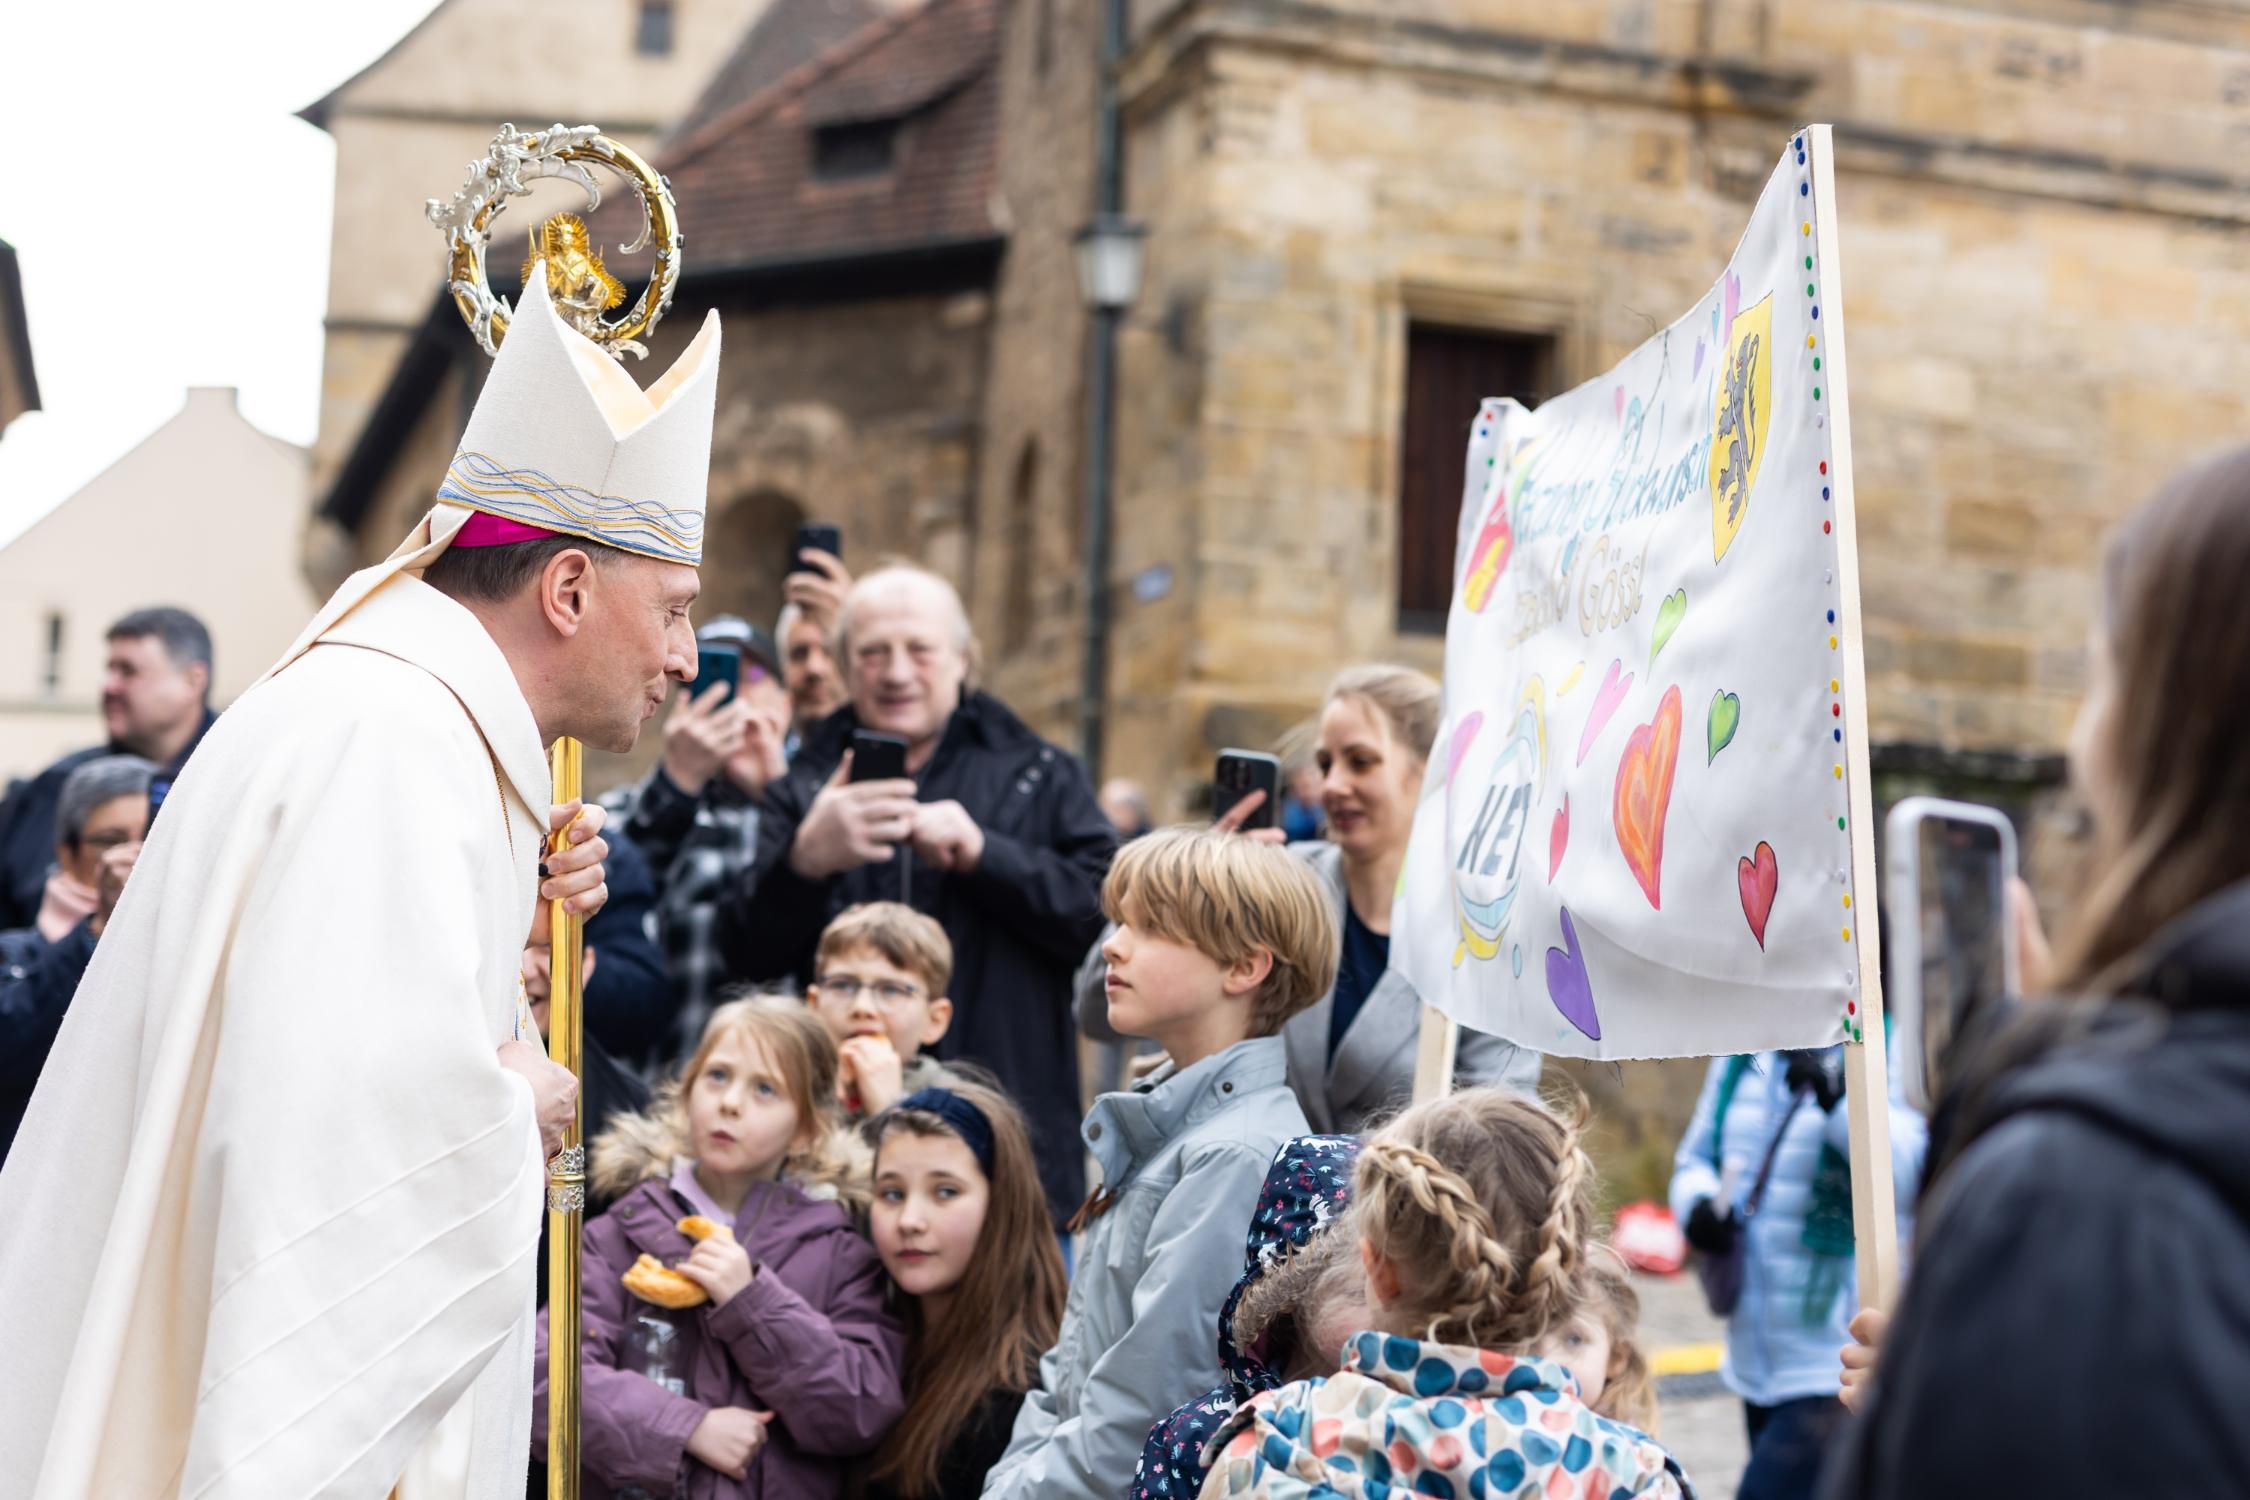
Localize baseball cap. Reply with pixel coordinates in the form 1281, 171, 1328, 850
696, 615, 782, 678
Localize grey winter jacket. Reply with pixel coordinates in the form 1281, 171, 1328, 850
1075, 842, 1542, 1132
979, 1036, 1309, 1500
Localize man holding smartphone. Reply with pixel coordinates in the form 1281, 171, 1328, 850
601, 618, 790, 1069
717, 563, 1117, 1225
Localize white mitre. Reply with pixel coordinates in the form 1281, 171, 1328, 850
436, 265, 719, 566
265, 267, 721, 677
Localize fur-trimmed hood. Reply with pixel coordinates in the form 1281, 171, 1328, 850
589, 1082, 872, 1209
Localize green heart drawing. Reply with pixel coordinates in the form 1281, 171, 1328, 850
1651, 589, 1687, 665
1708, 689, 1741, 763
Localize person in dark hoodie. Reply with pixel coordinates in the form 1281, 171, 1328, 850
1130, 1135, 1363, 1500
717, 564, 1117, 1224
1823, 445, 2250, 1499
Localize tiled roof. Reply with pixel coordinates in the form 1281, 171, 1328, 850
664, 0, 886, 149
651, 0, 1005, 273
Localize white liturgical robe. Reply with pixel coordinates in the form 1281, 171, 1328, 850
0, 542, 554, 1498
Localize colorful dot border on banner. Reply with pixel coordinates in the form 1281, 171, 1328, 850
1800, 131, 1863, 1044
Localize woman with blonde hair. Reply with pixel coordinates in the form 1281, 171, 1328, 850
1082, 666, 1543, 1128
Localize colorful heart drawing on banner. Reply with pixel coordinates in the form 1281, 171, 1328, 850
1709, 292, 1774, 563
1650, 589, 1687, 665
1708, 690, 1741, 762
1575, 660, 1633, 765
1545, 906, 1601, 1040
1549, 795, 1570, 881
1614, 685, 1682, 910
1738, 841, 1778, 949
1461, 491, 1514, 614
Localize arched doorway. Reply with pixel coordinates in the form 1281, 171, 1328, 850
702, 487, 808, 635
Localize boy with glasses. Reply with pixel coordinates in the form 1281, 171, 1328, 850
806, 902, 960, 1117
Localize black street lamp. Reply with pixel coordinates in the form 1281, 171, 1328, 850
1075, 0, 1144, 783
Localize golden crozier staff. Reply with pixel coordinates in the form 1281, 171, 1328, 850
426, 121, 693, 1500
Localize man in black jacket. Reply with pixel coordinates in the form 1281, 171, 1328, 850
0, 607, 216, 929
717, 564, 1117, 1222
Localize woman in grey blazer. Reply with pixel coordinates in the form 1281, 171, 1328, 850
1078, 665, 1541, 1130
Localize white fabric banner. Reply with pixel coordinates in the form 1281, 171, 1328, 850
1397, 131, 1863, 1060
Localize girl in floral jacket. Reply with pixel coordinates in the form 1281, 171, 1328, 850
1198, 1089, 1693, 1500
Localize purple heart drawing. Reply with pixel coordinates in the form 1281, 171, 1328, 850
1545, 906, 1601, 1040
1693, 335, 1705, 378
1723, 271, 1741, 345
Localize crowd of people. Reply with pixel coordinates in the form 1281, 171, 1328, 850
7, 440, 2250, 1499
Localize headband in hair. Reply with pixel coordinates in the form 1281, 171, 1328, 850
895, 1087, 995, 1173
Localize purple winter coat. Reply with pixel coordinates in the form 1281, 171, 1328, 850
534, 1175, 907, 1500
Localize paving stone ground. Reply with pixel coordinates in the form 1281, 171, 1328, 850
1634, 1271, 1748, 1499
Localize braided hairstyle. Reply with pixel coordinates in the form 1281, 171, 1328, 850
1354, 1087, 1595, 1352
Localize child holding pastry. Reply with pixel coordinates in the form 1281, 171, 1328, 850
535, 996, 904, 1498
804, 902, 961, 1119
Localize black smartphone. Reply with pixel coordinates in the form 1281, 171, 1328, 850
1884, 797, 2020, 1112
850, 730, 910, 783
791, 522, 843, 577
692, 645, 741, 702
1213, 749, 1282, 831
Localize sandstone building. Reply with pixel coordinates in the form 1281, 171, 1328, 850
312, 0, 2250, 864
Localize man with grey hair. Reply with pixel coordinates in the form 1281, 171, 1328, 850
719, 563, 1117, 1223
0, 606, 217, 931
1, 754, 155, 1159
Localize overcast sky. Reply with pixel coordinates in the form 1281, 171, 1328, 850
0, 0, 444, 549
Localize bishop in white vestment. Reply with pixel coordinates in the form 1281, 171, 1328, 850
0, 268, 722, 1498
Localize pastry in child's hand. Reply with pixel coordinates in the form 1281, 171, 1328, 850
622, 1252, 708, 1308
677, 1215, 735, 1244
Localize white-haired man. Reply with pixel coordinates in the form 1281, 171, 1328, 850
720, 563, 1117, 1222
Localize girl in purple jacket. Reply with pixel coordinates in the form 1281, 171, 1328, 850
535, 996, 906, 1499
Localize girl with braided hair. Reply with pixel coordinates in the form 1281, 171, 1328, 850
1198, 1088, 1692, 1499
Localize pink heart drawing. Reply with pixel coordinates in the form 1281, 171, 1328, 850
1613, 385, 1625, 420
1723, 271, 1741, 345
1548, 795, 1570, 882
1574, 659, 1633, 766
1739, 841, 1779, 950
1692, 335, 1705, 378
1545, 906, 1601, 1040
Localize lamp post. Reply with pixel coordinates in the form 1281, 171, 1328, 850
1074, 0, 1146, 783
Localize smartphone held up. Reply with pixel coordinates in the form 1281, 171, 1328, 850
1882, 797, 2020, 1114
1213, 749, 1282, 831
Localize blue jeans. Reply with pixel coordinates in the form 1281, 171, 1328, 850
1739, 1394, 1848, 1500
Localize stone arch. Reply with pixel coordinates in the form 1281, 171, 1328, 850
702, 487, 808, 635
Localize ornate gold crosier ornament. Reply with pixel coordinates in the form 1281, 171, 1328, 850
427, 121, 682, 359
427, 122, 687, 1500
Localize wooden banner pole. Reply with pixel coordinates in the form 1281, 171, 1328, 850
1410, 1005, 1459, 1103
1811, 123, 1899, 1313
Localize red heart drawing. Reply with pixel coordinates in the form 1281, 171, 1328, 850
1739, 840, 1778, 949
1549, 795, 1570, 881
1575, 659, 1633, 766
1613, 685, 1681, 910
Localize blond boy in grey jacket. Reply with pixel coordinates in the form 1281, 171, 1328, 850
981, 827, 1340, 1500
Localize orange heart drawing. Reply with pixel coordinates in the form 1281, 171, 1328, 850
1613, 685, 1682, 910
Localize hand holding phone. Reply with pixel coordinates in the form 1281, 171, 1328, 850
1213, 750, 1283, 834
786, 733, 918, 882
1883, 797, 2021, 1113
